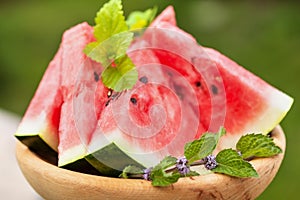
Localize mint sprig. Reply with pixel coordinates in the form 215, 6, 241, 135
151, 170, 181, 187
84, 0, 157, 92
153, 156, 178, 169
84, 0, 137, 92
121, 128, 282, 187
94, 0, 128, 44
101, 55, 137, 92
85, 32, 134, 67
236, 133, 283, 160
184, 127, 225, 163
150, 156, 179, 186
212, 149, 258, 178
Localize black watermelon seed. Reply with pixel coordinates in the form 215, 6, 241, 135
130, 97, 137, 105
195, 81, 201, 87
139, 76, 148, 84
211, 85, 218, 95
94, 72, 100, 82
105, 99, 111, 107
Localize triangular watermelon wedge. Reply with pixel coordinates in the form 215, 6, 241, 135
144, 6, 293, 148
15, 23, 105, 173
57, 22, 99, 167
15, 35, 63, 164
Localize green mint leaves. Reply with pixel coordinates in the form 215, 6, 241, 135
84, 0, 136, 92
101, 55, 137, 92
236, 133, 283, 160
85, 32, 134, 67
212, 149, 258, 178
150, 156, 180, 186
84, 0, 157, 92
121, 128, 282, 187
184, 127, 225, 163
151, 171, 181, 187
126, 7, 158, 30
94, 0, 128, 43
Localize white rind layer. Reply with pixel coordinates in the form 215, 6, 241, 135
58, 144, 87, 167
218, 88, 293, 151
15, 111, 58, 151
88, 128, 162, 168
87, 84, 294, 168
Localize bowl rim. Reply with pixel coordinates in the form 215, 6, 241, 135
16, 125, 286, 200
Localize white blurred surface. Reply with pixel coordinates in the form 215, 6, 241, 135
0, 109, 42, 200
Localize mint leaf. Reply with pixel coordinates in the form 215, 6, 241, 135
94, 0, 128, 43
150, 156, 179, 186
153, 156, 177, 170
151, 170, 181, 187
184, 127, 226, 163
126, 7, 158, 30
236, 133, 282, 160
212, 149, 258, 178
84, 31, 134, 67
120, 165, 143, 179
83, 42, 98, 57
84, 0, 140, 92
101, 55, 138, 92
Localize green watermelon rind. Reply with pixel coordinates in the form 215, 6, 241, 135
85, 143, 145, 177
15, 135, 102, 175
15, 135, 58, 165
61, 157, 102, 176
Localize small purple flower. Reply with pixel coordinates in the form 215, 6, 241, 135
143, 167, 152, 181
176, 156, 190, 175
203, 155, 218, 170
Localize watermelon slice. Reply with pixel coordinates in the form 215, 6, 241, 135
15, 5, 293, 177
57, 22, 99, 167
15, 22, 106, 173
143, 6, 293, 148
15, 34, 63, 164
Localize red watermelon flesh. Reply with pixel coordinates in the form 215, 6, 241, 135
150, 6, 177, 27
15, 37, 63, 152
143, 6, 293, 149
87, 40, 202, 169
203, 48, 293, 149
57, 22, 109, 166
144, 14, 227, 135
15, 22, 108, 167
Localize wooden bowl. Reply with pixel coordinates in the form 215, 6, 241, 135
16, 126, 286, 200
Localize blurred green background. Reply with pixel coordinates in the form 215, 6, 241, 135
0, 0, 299, 199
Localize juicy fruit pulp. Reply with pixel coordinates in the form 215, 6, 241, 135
15, 6, 293, 176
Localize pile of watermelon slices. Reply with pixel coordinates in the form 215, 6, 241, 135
15, 6, 293, 177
